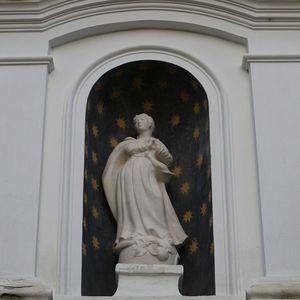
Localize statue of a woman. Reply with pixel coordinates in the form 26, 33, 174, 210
102, 113, 187, 264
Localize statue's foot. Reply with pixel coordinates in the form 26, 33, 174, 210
118, 243, 179, 265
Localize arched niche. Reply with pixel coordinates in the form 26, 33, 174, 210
59, 47, 236, 297
82, 60, 214, 296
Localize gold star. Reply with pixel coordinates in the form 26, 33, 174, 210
203, 99, 208, 111
91, 177, 99, 191
143, 100, 153, 112
180, 182, 190, 195
159, 80, 168, 89
209, 216, 213, 228
189, 240, 198, 254
200, 203, 208, 216
85, 144, 88, 158
205, 121, 209, 133
194, 103, 201, 114
92, 236, 100, 249
91, 151, 98, 164
116, 69, 124, 77
206, 143, 210, 153
92, 124, 99, 137
111, 90, 121, 98
172, 165, 182, 177
207, 167, 211, 178
183, 211, 193, 223
210, 243, 214, 255
193, 128, 200, 139
139, 63, 149, 71
191, 80, 199, 90
116, 117, 126, 129
84, 169, 88, 181
92, 206, 99, 219
132, 77, 143, 89
96, 103, 104, 114
180, 90, 189, 102
208, 191, 212, 202
196, 154, 204, 167
83, 243, 87, 256
170, 114, 180, 127
83, 217, 87, 230
167, 67, 176, 75
84, 193, 88, 205
110, 137, 119, 148
95, 83, 102, 91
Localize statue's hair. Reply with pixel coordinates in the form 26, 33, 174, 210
133, 113, 155, 131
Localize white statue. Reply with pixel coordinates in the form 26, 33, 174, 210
102, 113, 187, 264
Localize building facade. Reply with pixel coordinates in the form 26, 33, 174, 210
0, 0, 300, 299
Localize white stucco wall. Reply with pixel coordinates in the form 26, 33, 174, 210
0, 0, 300, 298
0, 65, 48, 276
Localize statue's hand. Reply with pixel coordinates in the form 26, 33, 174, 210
149, 138, 158, 151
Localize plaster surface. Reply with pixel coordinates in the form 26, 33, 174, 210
115, 264, 183, 296
0, 0, 300, 298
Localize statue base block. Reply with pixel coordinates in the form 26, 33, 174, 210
114, 263, 183, 297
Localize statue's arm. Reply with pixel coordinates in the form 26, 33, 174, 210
154, 139, 173, 167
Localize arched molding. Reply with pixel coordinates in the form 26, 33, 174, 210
58, 45, 241, 296
1, 0, 300, 33
49, 20, 248, 49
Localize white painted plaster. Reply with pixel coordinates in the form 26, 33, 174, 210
0, 1, 300, 299
37, 29, 262, 296
114, 264, 183, 296
249, 62, 300, 277
0, 65, 48, 276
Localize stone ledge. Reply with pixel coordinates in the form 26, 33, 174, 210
116, 263, 183, 275
56, 296, 242, 300
0, 276, 52, 300
115, 264, 183, 297
247, 277, 300, 299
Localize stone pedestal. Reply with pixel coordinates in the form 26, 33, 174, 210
114, 263, 183, 297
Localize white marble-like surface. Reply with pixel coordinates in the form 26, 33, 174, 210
114, 264, 183, 296
56, 297, 242, 300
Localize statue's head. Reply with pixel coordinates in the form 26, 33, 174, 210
134, 113, 155, 134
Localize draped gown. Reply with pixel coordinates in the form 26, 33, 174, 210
102, 136, 187, 257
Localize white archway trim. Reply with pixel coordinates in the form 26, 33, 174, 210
59, 46, 240, 296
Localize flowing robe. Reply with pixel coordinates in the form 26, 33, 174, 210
102, 137, 187, 250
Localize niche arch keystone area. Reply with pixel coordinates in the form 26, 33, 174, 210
59, 48, 237, 297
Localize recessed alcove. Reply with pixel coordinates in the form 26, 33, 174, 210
4, 0, 296, 297
38, 27, 262, 298
54, 43, 236, 297
81, 60, 214, 296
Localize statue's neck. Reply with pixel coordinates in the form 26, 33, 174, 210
137, 131, 152, 139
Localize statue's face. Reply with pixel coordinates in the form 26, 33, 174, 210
135, 115, 151, 132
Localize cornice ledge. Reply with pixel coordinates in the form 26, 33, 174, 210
247, 277, 300, 299
242, 53, 300, 71
0, 56, 54, 73
1, 1, 300, 32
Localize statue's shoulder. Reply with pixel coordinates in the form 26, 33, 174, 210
124, 137, 136, 142
109, 137, 135, 155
